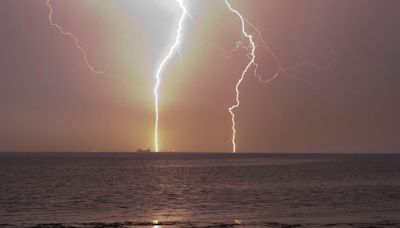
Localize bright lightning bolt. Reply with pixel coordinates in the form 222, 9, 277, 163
224, 0, 257, 153
45, 0, 337, 153
153, 0, 188, 152
223, 1, 338, 153
46, 0, 106, 74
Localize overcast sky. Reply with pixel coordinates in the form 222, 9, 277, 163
0, 0, 399, 152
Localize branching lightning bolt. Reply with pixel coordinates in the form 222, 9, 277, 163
224, 0, 338, 153
44, 0, 339, 153
46, 0, 106, 74
224, 0, 257, 153
154, 0, 188, 152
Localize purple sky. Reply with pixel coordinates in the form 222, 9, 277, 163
0, 0, 399, 152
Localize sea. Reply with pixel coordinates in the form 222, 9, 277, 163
0, 153, 399, 228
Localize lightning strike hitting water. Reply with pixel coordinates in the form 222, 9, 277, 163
224, 0, 257, 153
223, 1, 337, 153
45, 0, 337, 153
153, 0, 188, 152
46, 0, 106, 74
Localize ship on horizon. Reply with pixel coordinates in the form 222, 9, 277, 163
136, 148, 151, 153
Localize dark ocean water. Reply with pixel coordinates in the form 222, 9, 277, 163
0, 153, 399, 228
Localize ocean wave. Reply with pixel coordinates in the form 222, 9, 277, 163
1, 220, 400, 228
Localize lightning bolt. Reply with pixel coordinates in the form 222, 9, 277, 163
153, 0, 188, 152
224, 0, 257, 153
45, 0, 337, 153
223, 1, 338, 153
46, 0, 106, 74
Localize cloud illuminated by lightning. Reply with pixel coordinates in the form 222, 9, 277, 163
153, 0, 188, 152
46, 0, 106, 74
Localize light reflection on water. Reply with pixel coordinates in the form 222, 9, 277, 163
0, 153, 400, 227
